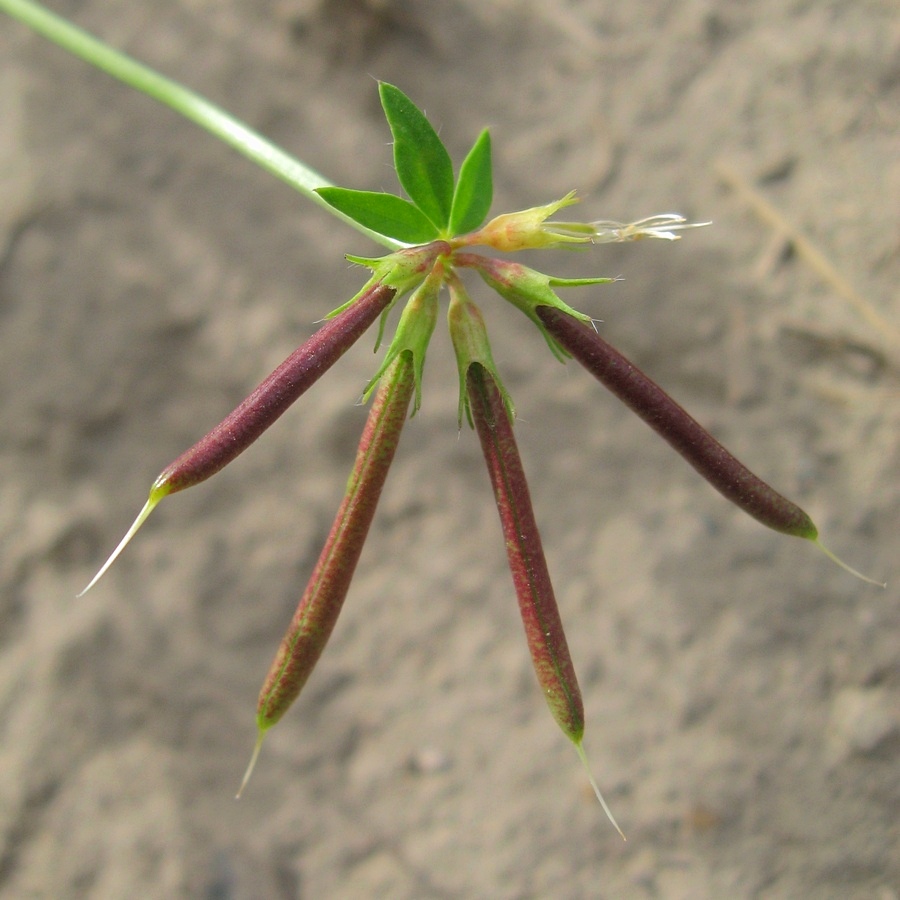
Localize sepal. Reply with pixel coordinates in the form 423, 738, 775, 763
361, 260, 444, 412
455, 253, 610, 361
446, 272, 514, 428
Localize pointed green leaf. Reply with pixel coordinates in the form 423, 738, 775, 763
316, 187, 439, 244
379, 83, 454, 231
450, 129, 493, 235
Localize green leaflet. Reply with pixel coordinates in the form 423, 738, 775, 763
379, 82, 455, 232
450, 128, 493, 236
315, 188, 439, 244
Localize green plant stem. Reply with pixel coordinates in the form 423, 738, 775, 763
0, 0, 402, 250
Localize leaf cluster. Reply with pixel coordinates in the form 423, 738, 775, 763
316, 83, 492, 244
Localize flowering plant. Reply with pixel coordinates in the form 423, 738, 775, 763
3, 0, 878, 838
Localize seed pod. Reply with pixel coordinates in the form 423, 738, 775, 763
79, 280, 395, 595
465, 359, 624, 837
536, 304, 817, 539
467, 362, 582, 738
157, 280, 396, 496
238, 351, 416, 796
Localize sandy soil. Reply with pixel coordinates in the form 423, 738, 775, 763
1, 1, 898, 897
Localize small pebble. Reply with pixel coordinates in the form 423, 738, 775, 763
826, 686, 899, 764
407, 746, 452, 775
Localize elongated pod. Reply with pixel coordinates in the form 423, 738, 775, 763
156, 281, 396, 496
466, 361, 584, 740
239, 351, 416, 794
536, 305, 817, 539
79, 281, 396, 595
465, 359, 624, 836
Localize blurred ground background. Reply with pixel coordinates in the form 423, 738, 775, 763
1, 1, 898, 897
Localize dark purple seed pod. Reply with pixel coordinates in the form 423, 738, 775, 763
536, 304, 817, 540
156, 280, 396, 496
79, 281, 396, 596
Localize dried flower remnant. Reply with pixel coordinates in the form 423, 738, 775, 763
460, 197, 711, 251
561, 213, 712, 243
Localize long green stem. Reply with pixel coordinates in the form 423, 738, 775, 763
0, 0, 402, 250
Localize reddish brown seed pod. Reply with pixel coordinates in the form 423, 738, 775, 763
536, 304, 818, 540
466, 361, 584, 741
238, 351, 416, 795
465, 359, 624, 836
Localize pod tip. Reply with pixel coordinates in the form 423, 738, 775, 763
573, 739, 626, 841
814, 539, 886, 588
236, 730, 266, 800
76, 494, 160, 597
